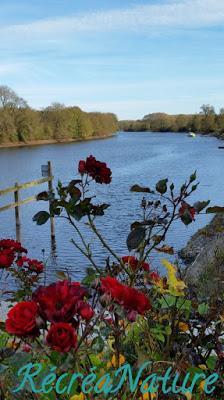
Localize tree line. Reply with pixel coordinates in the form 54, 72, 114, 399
0, 86, 118, 144
119, 105, 224, 138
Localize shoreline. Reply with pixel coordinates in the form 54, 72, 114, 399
0, 133, 117, 150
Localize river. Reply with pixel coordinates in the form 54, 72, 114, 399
1, 131, 224, 282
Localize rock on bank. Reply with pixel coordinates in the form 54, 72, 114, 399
179, 214, 224, 282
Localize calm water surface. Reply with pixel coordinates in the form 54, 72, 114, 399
0, 132, 224, 282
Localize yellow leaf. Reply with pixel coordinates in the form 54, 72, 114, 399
198, 364, 207, 371
162, 259, 187, 296
138, 386, 150, 400
107, 338, 114, 351
220, 314, 224, 323
199, 380, 206, 391
183, 391, 192, 400
153, 277, 166, 293
70, 393, 85, 400
97, 377, 107, 390
178, 322, 189, 332
107, 353, 125, 368
7, 339, 18, 350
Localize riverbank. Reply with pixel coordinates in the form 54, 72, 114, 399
0, 133, 117, 149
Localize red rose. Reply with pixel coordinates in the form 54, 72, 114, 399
0, 239, 27, 268
100, 276, 124, 300
77, 301, 94, 321
149, 271, 160, 282
17, 257, 44, 274
78, 155, 112, 184
27, 259, 44, 274
78, 160, 86, 174
122, 256, 150, 272
16, 256, 27, 267
121, 286, 151, 315
6, 301, 39, 337
33, 280, 86, 322
0, 239, 27, 254
100, 276, 151, 317
46, 322, 77, 353
0, 249, 14, 268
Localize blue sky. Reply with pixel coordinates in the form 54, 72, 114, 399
0, 0, 224, 119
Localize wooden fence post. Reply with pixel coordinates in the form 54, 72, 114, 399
47, 161, 55, 239
14, 182, 21, 242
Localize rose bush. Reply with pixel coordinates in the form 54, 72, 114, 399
0, 155, 224, 399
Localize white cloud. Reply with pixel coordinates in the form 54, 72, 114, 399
1, 0, 224, 40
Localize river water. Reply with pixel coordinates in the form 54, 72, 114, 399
1, 131, 224, 282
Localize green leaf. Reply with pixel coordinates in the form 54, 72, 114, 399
207, 355, 217, 370
68, 187, 81, 203
68, 179, 82, 186
127, 227, 146, 251
69, 204, 84, 220
189, 171, 197, 182
0, 364, 8, 375
100, 327, 111, 337
36, 191, 53, 201
191, 183, 199, 191
50, 202, 61, 216
156, 179, 168, 194
91, 336, 104, 353
82, 271, 97, 286
159, 295, 176, 308
130, 184, 151, 193
193, 200, 210, 213
165, 325, 172, 335
0, 347, 15, 360
131, 221, 143, 230
33, 211, 50, 225
89, 354, 104, 367
198, 302, 209, 315
150, 328, 165, 343
206, 206, 224, 214
180, 210, 195, 225
91, 204, 110, 216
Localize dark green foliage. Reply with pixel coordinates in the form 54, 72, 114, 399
156, 178, 168, 194
32, 211, 50, 225
127, 227, 146, 251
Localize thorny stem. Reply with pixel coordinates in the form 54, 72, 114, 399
59, 214, 101, 274
88, 215, 121, 263
87, 215, 132, 277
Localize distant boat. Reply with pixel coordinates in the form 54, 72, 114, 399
188, 132, 196, 138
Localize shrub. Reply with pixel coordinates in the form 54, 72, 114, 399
0, 157, 223, 399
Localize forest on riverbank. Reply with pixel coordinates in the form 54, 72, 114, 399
0, 86, 118, 145
119, 104, 224, 138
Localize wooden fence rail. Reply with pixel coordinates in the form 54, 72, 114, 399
0, 161, 55, 242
